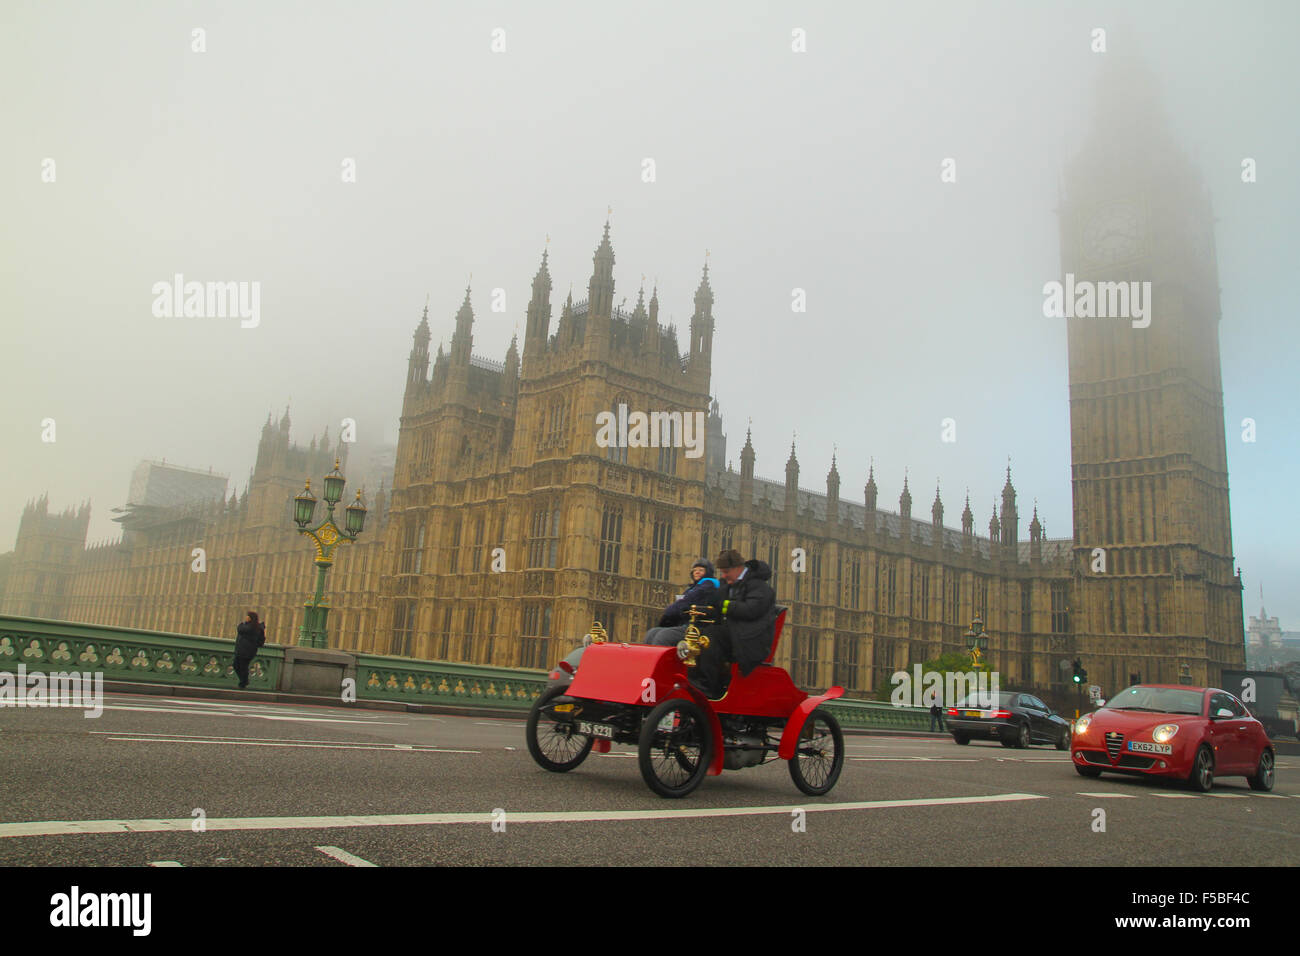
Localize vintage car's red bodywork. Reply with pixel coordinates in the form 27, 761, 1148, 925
532, 608, 847, 794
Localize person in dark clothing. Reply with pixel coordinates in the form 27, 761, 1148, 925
233, 611, 266, 689
644, 559, 720, 646
691, 549, 777, 699
930, 702, 945, 732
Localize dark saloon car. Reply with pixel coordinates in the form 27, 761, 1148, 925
946, 691, 1071, 749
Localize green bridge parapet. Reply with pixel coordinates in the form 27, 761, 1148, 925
0, 615, 931, 727
0, 614, 286, 690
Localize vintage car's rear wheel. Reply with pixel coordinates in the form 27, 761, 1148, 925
1055, 727, 1070, 751
638, 698, 712, 798
789, 709, 844, 796
526, 686, 594, 773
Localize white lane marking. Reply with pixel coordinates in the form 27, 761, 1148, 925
1076, 792, 1137, 798
1250, 794, 1288, 799
1151, 793, 1201, 798
104, 737, 478, 754
0, 793, 1049, 838
91, 704, 405, 725
156, 698, 393, 719
315, 845, 377, 867
474, 721, 525, 727
1210, 793, 1249, 798
849, 757, 977, 762
149, 860, 183, 867
92, 731, 421, 746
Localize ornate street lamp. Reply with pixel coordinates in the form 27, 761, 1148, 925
293, 458, 366, 648
964, 614, 990, 669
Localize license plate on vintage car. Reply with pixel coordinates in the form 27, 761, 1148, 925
578, 721, 616, 739
1128, 740, 1172, 754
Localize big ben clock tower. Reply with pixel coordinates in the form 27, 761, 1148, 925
1059, 57, 1245, 690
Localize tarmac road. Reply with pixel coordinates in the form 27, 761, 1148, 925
2, 692, 1296, 866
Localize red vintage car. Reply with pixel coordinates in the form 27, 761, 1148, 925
526, 607, 846, 798
1071, 684, 1276, 792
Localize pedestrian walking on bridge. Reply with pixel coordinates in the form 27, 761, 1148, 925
234, 611, 266, 689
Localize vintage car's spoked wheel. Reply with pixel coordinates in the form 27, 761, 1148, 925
526, 686, 594, 773
639, 699, 712, 798
789, 709, 844, 796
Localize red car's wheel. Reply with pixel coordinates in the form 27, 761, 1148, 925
526, 686, 594, 773
1187, 745, 1214, 792
789, 709, 844, 796
1247, 749, 1275, 792
639, 698, 711, 798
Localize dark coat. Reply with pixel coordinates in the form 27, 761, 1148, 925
658, 562, 721, 627
235, 620, 266, 659
715, 559, 778, 676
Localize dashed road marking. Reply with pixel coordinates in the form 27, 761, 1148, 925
148, 860, 183, 867
1076, 792, 1137, 798
102, 734, 477, 754
315, 845, 377, 867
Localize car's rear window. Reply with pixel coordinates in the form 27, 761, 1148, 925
952, 692, 1014, 708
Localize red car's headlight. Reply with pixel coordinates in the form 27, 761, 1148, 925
1152, 723, 1179, 743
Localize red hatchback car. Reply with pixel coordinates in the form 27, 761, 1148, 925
1071, 685, 1276, 792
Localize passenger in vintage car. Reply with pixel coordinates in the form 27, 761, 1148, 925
692, 549, 778, 699
644, 559, 720, 646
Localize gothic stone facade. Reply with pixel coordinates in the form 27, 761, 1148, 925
0, 70, 1248, 695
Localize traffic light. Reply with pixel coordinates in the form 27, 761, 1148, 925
1071, 659, 1086, 685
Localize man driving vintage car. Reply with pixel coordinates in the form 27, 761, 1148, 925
644, 559, 721, 647
691, 549, 778, 699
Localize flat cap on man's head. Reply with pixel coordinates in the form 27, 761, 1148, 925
715, 549, 744, 570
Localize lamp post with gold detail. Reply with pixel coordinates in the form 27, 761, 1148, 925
964, 615, 990, 669
292, 458, 367, 648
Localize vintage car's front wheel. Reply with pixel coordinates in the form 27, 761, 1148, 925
789, 709, 844, 796
638, 698, 712, 798
526, 686, 594, 773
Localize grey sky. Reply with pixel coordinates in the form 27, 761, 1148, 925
3, 1, 1297, 623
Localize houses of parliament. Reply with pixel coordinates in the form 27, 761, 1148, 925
0, 67, 1246, 699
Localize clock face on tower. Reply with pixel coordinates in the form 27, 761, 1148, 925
1082, 201, 1143, 266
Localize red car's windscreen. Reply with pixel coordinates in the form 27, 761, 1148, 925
1105, 686, 1203, 716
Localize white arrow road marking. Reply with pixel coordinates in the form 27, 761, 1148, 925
0, 793, 1049, 838
315, 846, 377, 867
